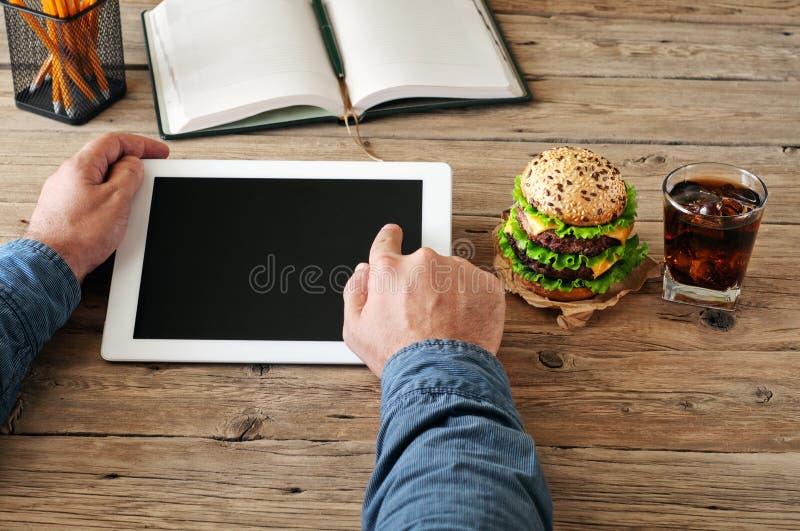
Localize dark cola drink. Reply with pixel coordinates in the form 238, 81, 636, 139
662, 164, 767, 310
666, 179, 761, 289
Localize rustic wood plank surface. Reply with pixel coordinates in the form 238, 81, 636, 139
6, 8, 800, 81
2, 72, 800, 145
494, 0, 800, 25
0, 0, 798, 529
2, 437, 799, 530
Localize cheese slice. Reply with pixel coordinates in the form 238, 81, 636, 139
521, 210, 633, 243
603, 224, 633, 245
504, 217, 514, 234
588, 256, 621, 278
588, 225, 634, 277
524, 211, 559, 236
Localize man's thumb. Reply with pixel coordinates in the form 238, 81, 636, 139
343, 263, 369, 321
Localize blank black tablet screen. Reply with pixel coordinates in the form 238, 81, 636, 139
133, 178, 423, 341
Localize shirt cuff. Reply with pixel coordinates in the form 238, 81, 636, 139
380, 339, 518, 420
0, 239, 82, 323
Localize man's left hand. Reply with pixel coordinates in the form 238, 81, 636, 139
24, 133, 169, 283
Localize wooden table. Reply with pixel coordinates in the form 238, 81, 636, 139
1, 1, 798, 528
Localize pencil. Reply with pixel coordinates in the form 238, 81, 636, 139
65, 0, 89, 75
61, 0, 109, 99
79, 0, 110, 99
52, 0, 100, 104
42, 0, 72, 115
76, 0, 110, 99
29, 54, 53, 93
11, 0, 104, 113
51, 64, 63, 113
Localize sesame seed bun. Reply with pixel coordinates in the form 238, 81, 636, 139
521, 146, 627, 227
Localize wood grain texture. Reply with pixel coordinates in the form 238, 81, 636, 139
540, 446, 800, 529
501, 14, 799, 81
4, 2, 799, 75
1, 436, 799, 529
1, 70, 799, 147
493, 0, 800, 25
0, 436, 372, 530
8, 328, 800, 452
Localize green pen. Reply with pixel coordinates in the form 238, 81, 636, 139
312, 0, 345, 79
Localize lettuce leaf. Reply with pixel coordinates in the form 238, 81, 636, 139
505, 213, 627, 271
513, 175, 637, 239
497, 226, 648, 294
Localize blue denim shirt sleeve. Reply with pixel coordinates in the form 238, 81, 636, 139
0, 239, 81, 422
363, 339, 553, 530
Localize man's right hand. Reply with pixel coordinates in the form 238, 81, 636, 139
342, 224, 506, 377
24, 133, 170, 283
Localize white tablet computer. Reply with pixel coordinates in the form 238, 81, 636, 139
102, 160, 452, 364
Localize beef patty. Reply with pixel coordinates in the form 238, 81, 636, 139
507, 233, 595, 281
515, 206, 621, 256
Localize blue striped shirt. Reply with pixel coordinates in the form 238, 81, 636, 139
365, 340, 553, 529
0, 239, 80, 422
0, 240, 552, 529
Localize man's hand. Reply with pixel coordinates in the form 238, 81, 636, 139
343, 224, 506, 377
24, 133, 169, 283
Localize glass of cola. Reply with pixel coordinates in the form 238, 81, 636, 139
663, 163, 767, 310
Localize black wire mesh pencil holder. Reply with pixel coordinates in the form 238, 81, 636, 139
2, 0, 126, 125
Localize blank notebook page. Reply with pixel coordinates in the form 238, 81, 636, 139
152, 0, 341, 131
326, 0, 516, 111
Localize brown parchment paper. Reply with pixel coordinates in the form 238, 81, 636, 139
493, 223, 661, 329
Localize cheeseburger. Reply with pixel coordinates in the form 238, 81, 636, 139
496, 146, 648, 301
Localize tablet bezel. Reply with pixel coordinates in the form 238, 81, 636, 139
101, 160, 452, 364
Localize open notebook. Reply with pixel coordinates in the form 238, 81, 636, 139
142, 0, 530, 139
